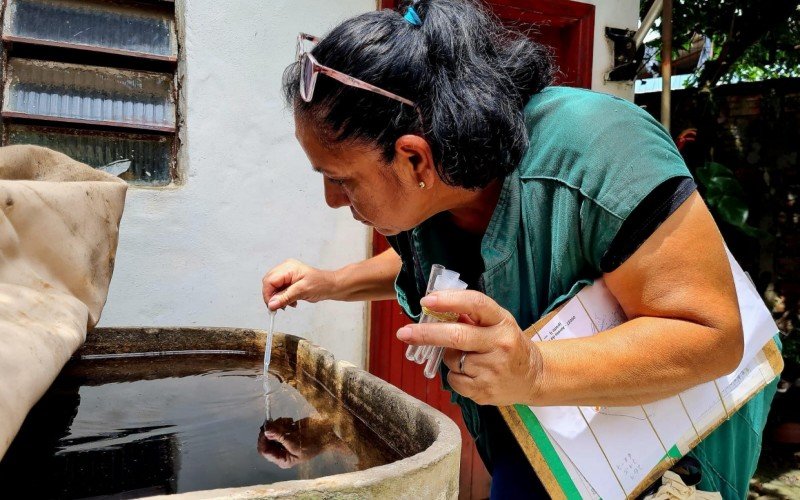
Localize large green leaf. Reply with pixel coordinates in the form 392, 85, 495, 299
715, 195, 750, 227
736, 224, 771, 239
706, 175, 746, 199
694, 161, 760, 238
696, 162, 736, 188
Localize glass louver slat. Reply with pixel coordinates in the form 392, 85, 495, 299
4, 0, 176, 59
6, 124, 173, 185
4, 58, 175, 131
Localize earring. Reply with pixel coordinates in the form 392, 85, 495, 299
419, 181, 426, 189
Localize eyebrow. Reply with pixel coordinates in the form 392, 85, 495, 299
312, 165, 347, 180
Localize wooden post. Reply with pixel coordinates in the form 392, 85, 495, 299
661, 0, 672, 132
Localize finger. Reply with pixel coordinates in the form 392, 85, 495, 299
267, 283, 304, 311
442, 349, 490, 378
270, 432, 302, 455
458, 313, 477, 326
396, 322, 493, 353
262, 272, 290, 304
420, 290, 508, 327
441, 347, 464, 374
260, 451, 285, 465
262, 261, 302, 303
263, 275, 296, 305
447, 371, 479, 401
266, 418, 294, 434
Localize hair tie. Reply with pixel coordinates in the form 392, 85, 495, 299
404, 6, 422, 26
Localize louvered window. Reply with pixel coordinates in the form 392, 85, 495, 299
1, 0, 178, 185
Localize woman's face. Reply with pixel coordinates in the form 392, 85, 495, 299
295, 116, 437, 236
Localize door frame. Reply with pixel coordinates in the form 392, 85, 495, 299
369, 1, 595, 497
378, 0, 594, 88
370, 0, 596, 361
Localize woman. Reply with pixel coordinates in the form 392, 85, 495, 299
263, 1, 776, 497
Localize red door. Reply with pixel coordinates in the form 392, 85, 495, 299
369, 2, 594, 498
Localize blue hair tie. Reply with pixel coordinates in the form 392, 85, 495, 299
404, 6, 422, 26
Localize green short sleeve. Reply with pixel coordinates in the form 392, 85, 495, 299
521, 88, 692, 270
577, 97, 692, 268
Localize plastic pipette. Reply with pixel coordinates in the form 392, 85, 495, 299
410, 268, 464, 364
405, 264, 446, 361
422, 275, 468, 378
403, 264, 467, 378
264, 309, 277, 421
264, 309, 276, 375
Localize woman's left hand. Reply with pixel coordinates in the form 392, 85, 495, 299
396, 290, 543, 406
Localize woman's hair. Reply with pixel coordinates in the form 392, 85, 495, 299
283, 0, 554, 189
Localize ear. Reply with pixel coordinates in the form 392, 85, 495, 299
394, 135, 436, 188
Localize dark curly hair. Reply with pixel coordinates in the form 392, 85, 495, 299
283, 0, 554, 190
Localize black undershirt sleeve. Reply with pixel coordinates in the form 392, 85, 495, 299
600, 177, 697, 273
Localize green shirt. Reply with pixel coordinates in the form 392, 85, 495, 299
388, 87, 776, 498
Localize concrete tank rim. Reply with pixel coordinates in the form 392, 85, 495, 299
84, 326, 463, 499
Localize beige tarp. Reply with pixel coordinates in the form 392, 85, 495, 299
0, 145, 126, 457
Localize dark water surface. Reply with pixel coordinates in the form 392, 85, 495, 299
0, 353, 401, 499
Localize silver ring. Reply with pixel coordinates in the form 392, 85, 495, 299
458, 352, 467, 374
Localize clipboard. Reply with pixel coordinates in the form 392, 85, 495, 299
499, 252, 783, 499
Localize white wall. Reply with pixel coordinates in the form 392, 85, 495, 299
100, 0, 638, 367
580, 0, 639, 100
100, 0, 375, 367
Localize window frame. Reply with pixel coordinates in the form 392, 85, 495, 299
0, 0, 181, 186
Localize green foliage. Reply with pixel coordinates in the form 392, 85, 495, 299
640, 0, 799, 382
783, 333, 800, 367
695, 162, 766, 238
640, 0, 800, 84
723, 13, 800, 83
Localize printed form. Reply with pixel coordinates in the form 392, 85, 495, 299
527, 251, 779, 499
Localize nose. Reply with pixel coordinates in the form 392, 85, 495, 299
323, 179, 350, 209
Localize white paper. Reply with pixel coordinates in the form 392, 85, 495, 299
676, 382, 725, 433
578, 405, 668, 494
533, 405, 627, 499
721, 247, 779, 380
547, 428, 603, 499
526, 251, 779, 499
642, 395, 696, 452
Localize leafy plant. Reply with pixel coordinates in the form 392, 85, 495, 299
695, 161, 766, 238
640, 0, 800, 88
640, 1, 800, 416
782, 332, 800, 368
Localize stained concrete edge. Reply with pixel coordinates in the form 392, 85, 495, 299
88, 327, 462, 499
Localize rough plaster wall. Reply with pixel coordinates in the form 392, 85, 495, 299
580, 0, 639, 100
100, 0, 375, 367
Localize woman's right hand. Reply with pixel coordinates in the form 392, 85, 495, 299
262, 259, 337, 311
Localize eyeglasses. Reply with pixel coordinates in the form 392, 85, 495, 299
296, 33, 417, 110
